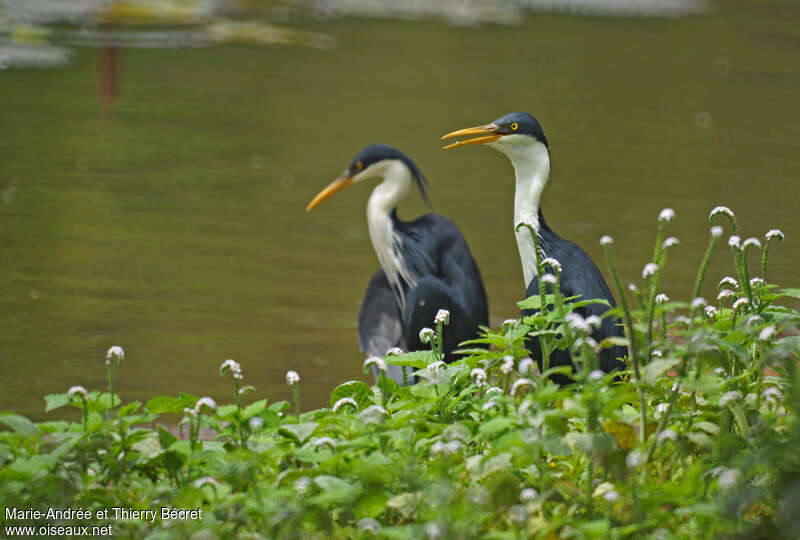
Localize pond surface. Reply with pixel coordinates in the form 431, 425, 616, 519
2, 1, 799, 418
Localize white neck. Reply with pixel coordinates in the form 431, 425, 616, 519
364, 160, 417, 308
489, 137, 550, 287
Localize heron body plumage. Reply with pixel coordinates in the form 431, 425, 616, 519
443, 112, 627, 383
308, 144, 488, 385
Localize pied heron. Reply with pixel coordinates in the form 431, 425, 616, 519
442, 112, 626, 382
306, 144, 489, 384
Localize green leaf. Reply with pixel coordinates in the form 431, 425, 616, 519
686, 432, 713, 448
279, 422, 319, 444
145, 393, 198, 414
354, 490, 390, 519
728, 402, 750, 436
517, 294, 558, 311
693, 421, 720, 436
329, 381, 372, 410
0, 413, 38, 437
44, 393, 71, 412
478, 417, 514, 437
384, 351, 436, 369
157, 426, 177, 449
311, 475, 361, 506
643, 358, 680, 385
242, 399, 268, 420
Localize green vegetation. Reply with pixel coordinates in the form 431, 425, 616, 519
1, 209, 799, 539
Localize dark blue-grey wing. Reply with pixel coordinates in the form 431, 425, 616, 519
358, 270, 413, 384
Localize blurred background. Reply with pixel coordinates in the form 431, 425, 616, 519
1, 0, 797, 418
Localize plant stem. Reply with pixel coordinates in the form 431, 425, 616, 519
691, 232, 721, 300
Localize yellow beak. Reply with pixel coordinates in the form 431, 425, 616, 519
441, 123, 502, 150
305, 172, 355, 212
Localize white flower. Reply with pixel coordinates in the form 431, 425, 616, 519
565, 312, 590, 333
674, 316, 691, 326
749, 277, 764, 287
518, 400, 534, 416
718, 468, 740, 491
691, 297, 707, 309
711, 226, 723, 238
541, 257, 562, 272
431, 440, 463, 456
427, 360, 446, 372
470, 368, 487, 385
194, 476, 219, 489
574, 336, 599, 352
657, 429, 678, 443
628, 283, 638, 292
728, 235, 741, 249
765, 229, 784, 241
696, 395, 708, 406
626, 450, 645, 469
360, 404, 388, 419
589, 370, 605, 382
510, 378, 534, 397
435, 309, 450, 326
486, 386, 503, 396
249, 416, 264, 430
183, 407, 197, 417
714, 367, 727, 376
642, 263, 659, 279
732, 298, 749, 311
518, 358, 535, 375
651, 349, 663, 358
194, 396, 217, 413
363, 356, 387, 372
520, 488, 538, 501
286, 370, 300, 386
106, 345, 124, 364
585, 315, 602, 328
294, 476, 312, 493
500, 355, 515, 374
600, 235, 613, 246
386, 347, 404, 356
502, 318, 518, 329
332, 397, 358, 412
419, 327, 435, 344
662, 237, 679, 249
482, 399, 500, 411
603, 490, 620, 503
655, 293, 670, 304
719, 391, 742, 407
742, 237, 761, 250
221, 359, 243, 380
710, 206, 734, 219
745, 315, 763, 326
719, 277, 739, 289
424, 522, 444, 539
68, 386, 88, 399
758, 326, 777, 341
658, 208, 675, 223
356, 518, 381, 533
541, 273, 557, 285
717, 289, 734, 300
312, 436, 337, 449
705, 305, 718, 318
763, 387, 782, 403
656, 403, 669, 414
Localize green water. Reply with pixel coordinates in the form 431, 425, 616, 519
2, 1, 799, 417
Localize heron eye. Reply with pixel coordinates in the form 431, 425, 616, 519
355, 161, 363, 171
510, 122, 519, 131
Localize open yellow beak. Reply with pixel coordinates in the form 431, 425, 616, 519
305, 172, 354, 212
441, 123, 502, 150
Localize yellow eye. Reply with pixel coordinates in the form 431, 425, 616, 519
510, 122, 519, 131
355, 161, 363, 170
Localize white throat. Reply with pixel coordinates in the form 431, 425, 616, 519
364, 160, 417, 309
489, 137, 550, 287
